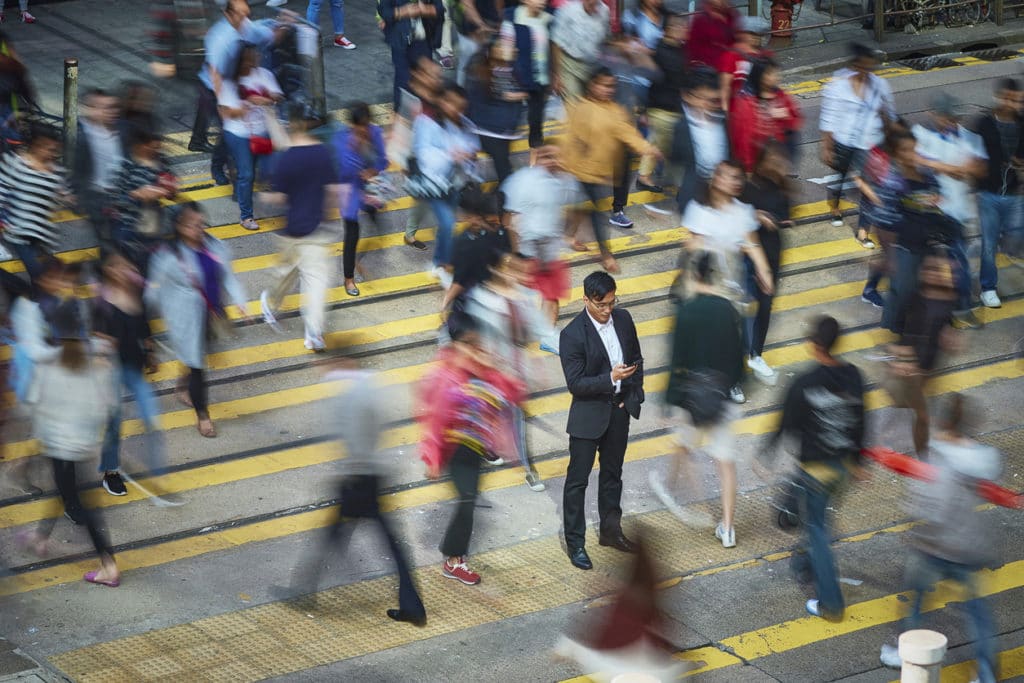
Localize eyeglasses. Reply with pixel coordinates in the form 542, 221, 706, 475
586, 296, 619, 311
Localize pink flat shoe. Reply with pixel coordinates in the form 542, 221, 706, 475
83, 571, 120, 588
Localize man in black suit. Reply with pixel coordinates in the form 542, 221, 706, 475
559, 271, 645, 570
671, 67, 729, 216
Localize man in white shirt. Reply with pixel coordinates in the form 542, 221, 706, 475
912, 92, 987, 329
819, 43, 897, 236
73, 89, 124, 255
551, 0, 610, 100
559, 271, 644, 570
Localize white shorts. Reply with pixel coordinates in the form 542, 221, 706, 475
670, 403, 739, 463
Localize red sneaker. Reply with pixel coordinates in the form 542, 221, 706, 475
442, 558, 480, 585
333, 35, 355, 50
21, 11, 36, 23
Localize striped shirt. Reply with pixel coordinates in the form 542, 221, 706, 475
0, 152, 68, 249
113, 156, 166, 230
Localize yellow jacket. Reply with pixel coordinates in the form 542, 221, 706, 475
561, 97, 657, 185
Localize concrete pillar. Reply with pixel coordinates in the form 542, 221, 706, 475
62, 58, 79, 169
898, 629, 947, 683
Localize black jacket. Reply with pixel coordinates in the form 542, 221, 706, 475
972, 112, 1024, 195
647, 41, 687, 113
559, 307, 644, 440
379, 0, 445, 51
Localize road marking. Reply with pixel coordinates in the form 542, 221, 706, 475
806, 173, 842, 185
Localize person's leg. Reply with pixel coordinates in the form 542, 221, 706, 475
223, 132, 255, 220
298, 240, 330, 340
328, 0, 345, 35
190, 84, 214, 148
405, 199, 429, 241
373, 489, 426, 617
580, 182, 611, 256
717, 460, 737, 531
883, 247, 920, 335
527, 89, 547, 151
455, 32, 478, 87
596, 407, 629, 537
564, 436, 599, 550
800, 473, 844, 618
343, 218, 360, 280
10, 241, 44, 286
480, 136, 513, 187
438, 0, 454, 59
977, 192, 1001, 294
391, 43, 411, 108
429, 196, 456, 267
828, 144, 853, 217
306, 0, 323, 26
267, 236, 302, 312
188, 367, 208, 417
98, 399, 123, 474
439, 445, 482, 559
122, 366, 169, 476
612, 152, 632, 214
958, 566, 997, 683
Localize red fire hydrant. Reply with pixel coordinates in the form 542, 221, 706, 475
770, 0, 799, 39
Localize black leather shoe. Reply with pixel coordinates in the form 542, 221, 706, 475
599, 531, 638, 553
635, 178, 665, 194
568, 547, 592, 570
386, 609, 427, 627
187, 140, 214, 153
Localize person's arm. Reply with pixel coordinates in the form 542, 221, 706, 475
741, 231, 773, 295
459, 0, 490, 32
818, 81, 838, 166
559, 326, 617, 397
441, 283, 465, 311
211, 240, 251, 317
614, 107, 661, 161
333, 130, 364, 185
214, 76, 246, 120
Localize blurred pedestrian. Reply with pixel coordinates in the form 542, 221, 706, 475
501, 0, 553, 164
285, 355, 427, 626
212, 45, 284, 231
148, 0, 207, 79
717, 16, 768, 111
418, 310, 524, 585
819, 43, 896, 242
857, 125, 907, 309
767, 315, 867, 622
661, 250, 743, 544
19, 299, 120, 588
441, 184, 510, 310
561, 66, 660, 272
119, 80, 161, 134
465, 36, 527, 191
333, 102, 387, 297
551, 0, 609, 101
971, 77, 1024, 310
73, 88, 125, 255
189, 0, 276, 185
307, 0, 355, 49
260, 103, 341, 352
560, 271, 644, 570
670, 67, 728, 216
147, 203, 251, 438
110, 126, 178, 275
0, 29, 36, 128
1, 0, 34, 24
0, 122, 72, 289
636, 12, 687, 193
379, 0, 445, 109
400, 56, 442, 251
621, 0, 664, 51
728, 57, 801, 173
686, 0, 738, 68
453, 0, 502, 87
878, 393, 1000, 683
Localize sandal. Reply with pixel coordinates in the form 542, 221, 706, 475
197, 417, 217, 438
569, 240, 591, 253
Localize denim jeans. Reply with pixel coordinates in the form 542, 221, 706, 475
427, 194, 457, 267
793, 469, 845, 619
307, 0, 344, 35
900, 552, 996, 683
8, 239, 46, 288
977, 191, 1023, 292
949, 234, 973, 312
883, 246, 921, 334
99, 366, 167, 475
223, 131, 257, 220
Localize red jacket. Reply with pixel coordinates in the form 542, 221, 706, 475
687, 5, 739, 69
728, 88, 802, 172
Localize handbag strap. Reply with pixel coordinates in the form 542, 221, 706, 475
175, 244, 221, 315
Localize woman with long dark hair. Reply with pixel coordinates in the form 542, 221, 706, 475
466, 37, 527, 191
501, 0, 553, 164
728, 57, 802, 174
146, 202, 250, 438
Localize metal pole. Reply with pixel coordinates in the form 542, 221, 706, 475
62, 58, 79, 169
874, 0, 884, 42
898, 630, 947, 683
310, 37, 327, 122
749, 0, 759, 16
995, 0, 1004, 24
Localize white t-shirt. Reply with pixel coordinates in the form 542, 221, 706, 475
502, 165, 581, 259
911, 123, 987, 223
217, 68, 282, 138
681, 198, 757, 252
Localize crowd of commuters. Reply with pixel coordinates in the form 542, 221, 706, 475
0, 3, 1017, 680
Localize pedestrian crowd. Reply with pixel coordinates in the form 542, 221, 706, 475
0, 1, 1019, 680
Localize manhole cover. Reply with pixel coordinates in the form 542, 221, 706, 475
966, 48, 1021, 61
898, 56, 960, 70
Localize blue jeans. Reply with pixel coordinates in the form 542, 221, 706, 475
793, 469, 845, 619
949, 234, 973, 312
427, 194, 457, 267
883, 246, 921, 334
99, 366, 167, 475
307, 0, 344, 34
900, 552, 996, 683
977, 191, 1023, 292
11, 343, 32, 403
7, 239, 46, 288
223, 131, 257, 220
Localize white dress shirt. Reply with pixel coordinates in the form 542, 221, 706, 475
683, 105, 728, 180
819, 68, 896, 151
912, 122, 987, 223
588, 310, 623, 392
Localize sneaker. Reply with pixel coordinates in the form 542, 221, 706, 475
102, 472, 127, 497
304, 334, 326, 352
980, 289, 1002, 308
439, 55, 455, 70
334, 36, 356, 49
260, 290, 283, 334
442, 558, 481, 585
830, 216, 844, 228
861, 288, 884, 308
805, 598, 822, 617
609, 211, 634, 229
21, 10, 35, 23
729, 385, 746, 404
747, 355, 777, 386
952, 309, 983, 330
435, 267, 453, 290
525, 471, 546, 492
879, 643, 901, 668
266, 0, 288, 6
241, 218, 260, 231
715, 523, 736, 548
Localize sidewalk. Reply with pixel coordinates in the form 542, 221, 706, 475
6, 0, 1024, 134
0, 639, 64, 683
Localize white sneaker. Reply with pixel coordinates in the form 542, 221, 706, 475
650, 471, 714, 528
266, 0, 287, 6
304, 333, 326, 352
260, 290, 283, 334
715, 522, 736, 548
830, 216, 844, 228
729, 385, 746, 404
805, 598, 821, 617
429, 266, 453, 290
747, 355, 777, 386
980, 289, 1002, 308
879, 643, 901, 668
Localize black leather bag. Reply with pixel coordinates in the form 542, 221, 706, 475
666, 368, 729, 427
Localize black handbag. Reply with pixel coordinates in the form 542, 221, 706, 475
666, 368, 729, 427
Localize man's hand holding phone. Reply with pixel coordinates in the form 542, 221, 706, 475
611, 362, 638, 383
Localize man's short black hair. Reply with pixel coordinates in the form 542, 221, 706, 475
588, 65, 615, 84
583, 271, 617, 301
27, 120, 61, 146
458, 183, 499, 217
126, 124, 161, 148
809, 315, 841, 353
686, 66, 719, 93
997, 77, 1021, 94
447, 310, 480, 343
349, 101, 372, 126
850, 42, 878, 63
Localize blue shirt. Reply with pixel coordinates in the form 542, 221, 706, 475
199, 17, 274, 90
271, 144, 340, 237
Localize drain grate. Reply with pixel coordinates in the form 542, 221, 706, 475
898, 55, 961, 70
966, 48, 1021, 61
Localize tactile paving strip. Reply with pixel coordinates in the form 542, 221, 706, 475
51, 432, 1023, 682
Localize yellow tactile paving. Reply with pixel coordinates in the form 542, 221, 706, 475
48, 438, 1024, 681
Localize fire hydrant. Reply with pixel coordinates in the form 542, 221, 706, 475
770, 0, 800, 39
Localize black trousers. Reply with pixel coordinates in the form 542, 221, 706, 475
440, 445, 482, 558
563, 405, 630, 550
190, 83, 229, 179
526, 89, 548, 149
298, 475, 425, 616
343, 218, 361, 279
749, 228, 782, 357
39, 458, 114, 558
479, 135, 513, 189
188, 367, 208, 414
612, 151, 631, 213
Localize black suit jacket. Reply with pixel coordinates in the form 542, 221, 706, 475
559, 308, 644, 440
